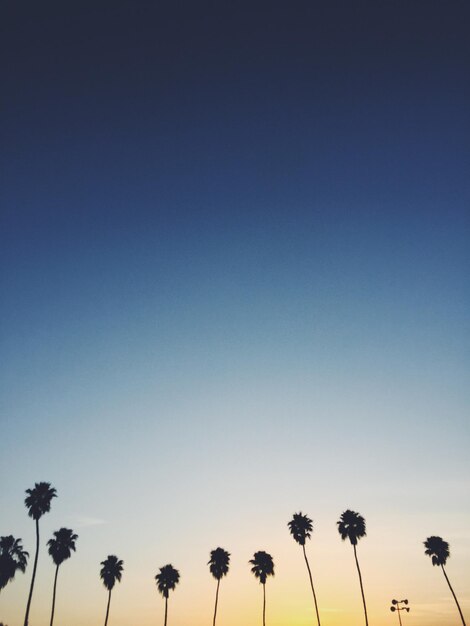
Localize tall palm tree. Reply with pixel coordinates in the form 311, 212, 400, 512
100, 555, 124, 626
0, 536, 29, 592
208, 547, 230, 626
24, 482, 57, 626
47, 528, 78, 626
424, 536, 467, 626
249, 551, 275, 626
288, 512, 321, 626
337, 510, 368, 626
155, 564, 180, 626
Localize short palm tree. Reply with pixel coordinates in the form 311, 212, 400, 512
249, 551, 275, 626
47, 528, 78, 626
100, 555, 124, 626
288, 512, 321, 626
155, 564, 180, 626
24, 482, 57, 626
208, 547, 230, 626
424, 536, 467, 626
0, 536, 29, 592
337, 510, 368, 626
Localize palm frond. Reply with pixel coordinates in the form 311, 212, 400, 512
155, 564, 180, 598
47, 528, 78, 566
0, 536, 29, 590
24, 482, 57, 520
208, 547, 230, 580
288, 512, 313, 546
337, 510, 366, 545
249, 551, 275, 585
424, 536, 450, 566
100, 555, 124, 590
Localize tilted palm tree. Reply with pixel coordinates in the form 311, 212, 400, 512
288, 512, 321, 626
208, 547, 230, 626
337, 510, 368, 626
155, 564, 180, 626
424, 536, 467, 626
24, 482, 57, 626
0, 536, 29, 592
100, 555, 124, 626
47, 528, 78, 626
249, 551, 275, 626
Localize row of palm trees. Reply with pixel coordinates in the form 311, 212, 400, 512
0, 482, 467, 626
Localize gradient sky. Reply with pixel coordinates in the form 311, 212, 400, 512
1, 2, 469, 625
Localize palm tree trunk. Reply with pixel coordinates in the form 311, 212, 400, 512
50, 564, 60, 626
104, 589, 112, 626
441, 565, 467, 626
213, 578, 220, 626
302, 545, 321, 626
164, 596, 168, 626
262, 582, 266, 626
24, 518, 40, 626
353, 544, 369, 626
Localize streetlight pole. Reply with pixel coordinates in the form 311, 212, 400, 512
390, 599, 410, 626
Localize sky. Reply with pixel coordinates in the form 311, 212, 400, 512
1, 1, 469, 625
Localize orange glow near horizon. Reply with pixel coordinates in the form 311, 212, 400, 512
1, 510, 468, 626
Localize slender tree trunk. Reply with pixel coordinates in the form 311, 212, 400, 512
213, 578, 220, 626
262, 582, 266, 626
353, 544, 369, 626
50, 564, 60, 626
441, 565, 467, 626
302, 545, 321, 626
164, 596, 168, 626
104, 588, 112, 626
24, 518, 40, 626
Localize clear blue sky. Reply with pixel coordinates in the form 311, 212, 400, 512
1, 2, 469, 625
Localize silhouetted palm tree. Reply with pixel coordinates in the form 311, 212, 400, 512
100, 555, 123, 626
288, 512, 321, 626
0, 536, 29, 592
424, 536, 467, 626
208, 547, 230, 626
155, 564, 180, 626
337, 510, 368, 626
24, 482, 57, 626
47, 528, 78, 626
250, 551, 275, 626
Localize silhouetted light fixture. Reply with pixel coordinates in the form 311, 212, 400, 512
390, 599, 410, 626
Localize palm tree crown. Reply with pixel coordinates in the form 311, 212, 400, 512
0, 536, 29, 591
155, 564, 180, 598
47, 528, 78, 567
24, 483, 57, 520
424, 536, 450, 566
288, 512, 313, 546
208, 548, 230, 580
250, 551, 275, 584
337, 510, 366, 545
100, 556, 124, 591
